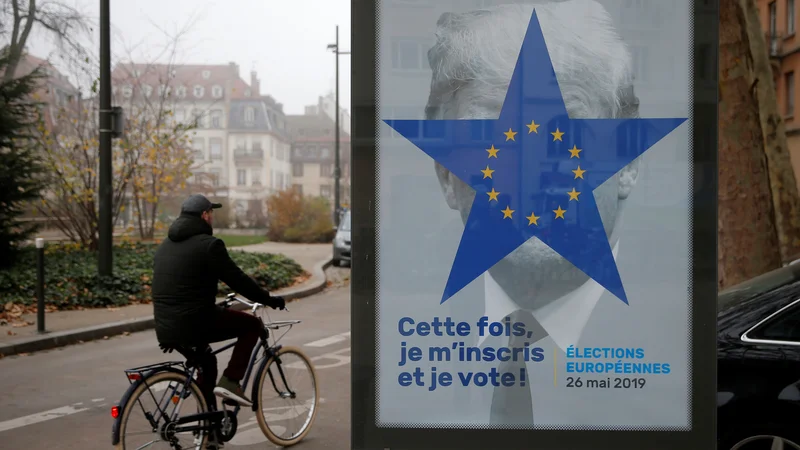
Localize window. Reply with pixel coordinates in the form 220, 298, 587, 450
391, 38, 431, 70
210, 138, 222, 160
293, 163, 304, 177
122, 85, 133, 98
787, 72, 795, 116
175, 109, 185, 123
202, 70, 211, 79
236, 137, 246, 150
278, 146, 285, 161
210, 168, 221, 187
211, 110, 223, 128
251, 169, 261, 185
253, 140, 263, 152
192, 139, 205, 159
192, 109, 204, 128
292, 184, 303, 195
320, 185, 332, 197
193, 85, 205, 98
142, 85, 153, 98
789, 0, 796, 35
159, 85, 171, 97
321, 164, 333, 177
245, 107, 255, 122
212, 85, 223, 98
176, 85, 187, 98
321, 147, 331, 158
747, 302, 800, 342
237, 169, 246, 186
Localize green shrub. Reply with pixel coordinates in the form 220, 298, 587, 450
0, 241, 306, 309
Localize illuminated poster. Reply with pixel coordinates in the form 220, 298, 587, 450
351, 0, 717, 448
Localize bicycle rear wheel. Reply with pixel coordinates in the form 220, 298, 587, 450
116, 370, 209, 450
254, 345, 319, 446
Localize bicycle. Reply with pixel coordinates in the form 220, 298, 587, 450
110, 293, 319, 449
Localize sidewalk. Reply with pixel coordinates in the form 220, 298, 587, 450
0, 242, 332, 357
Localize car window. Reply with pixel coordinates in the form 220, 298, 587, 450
748, 302, 800, 343
340, 212, 351, 231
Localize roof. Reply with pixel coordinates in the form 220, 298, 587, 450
111, 62, 251, 100
10, 53, 77, 94
285, 113, 351, 143
228, 98, 291, 139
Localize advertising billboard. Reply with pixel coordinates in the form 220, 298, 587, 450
352, 0, 718, 448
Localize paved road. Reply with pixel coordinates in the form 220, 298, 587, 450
0, 273, 351, 450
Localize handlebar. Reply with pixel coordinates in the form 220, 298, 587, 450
218, 292, 288, 313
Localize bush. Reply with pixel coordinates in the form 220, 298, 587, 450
266, 190, 336, 243
0, 241, 306, 309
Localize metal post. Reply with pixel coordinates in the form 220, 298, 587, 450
334, 25, 341, 227
35, 238, 45, 334
98, 0, 113, 276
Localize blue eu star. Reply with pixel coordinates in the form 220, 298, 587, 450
384, 10, 686, 305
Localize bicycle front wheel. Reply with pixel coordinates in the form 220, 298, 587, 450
116, 370, 209, 450
254, 345, 319, 446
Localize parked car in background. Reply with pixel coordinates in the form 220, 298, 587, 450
717, 263, 800, 450
333, 209, 351, 267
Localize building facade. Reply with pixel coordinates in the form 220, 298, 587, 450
304, 92, 352, 135
110, 62, 292, 226
286, 112, 352, 210
759, 0, 800, 189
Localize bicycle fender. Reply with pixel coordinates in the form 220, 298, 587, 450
111, 367, 186, 446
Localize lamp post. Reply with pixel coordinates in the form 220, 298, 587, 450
98, 0, 112, 276
327, 25, 350, 227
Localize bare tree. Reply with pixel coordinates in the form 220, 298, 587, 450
1, 0, 92, 81
718, 0, 783, 288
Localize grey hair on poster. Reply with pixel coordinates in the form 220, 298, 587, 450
424, 0, 640, 121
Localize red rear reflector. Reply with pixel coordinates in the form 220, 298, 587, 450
111, 405, 120, 419
127, 373, 141, 381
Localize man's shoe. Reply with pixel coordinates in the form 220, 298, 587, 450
213, 376, 252, 407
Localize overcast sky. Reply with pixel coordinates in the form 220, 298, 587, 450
25, 0, 352, 115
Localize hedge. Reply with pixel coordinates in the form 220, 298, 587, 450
0, 241, 306, 309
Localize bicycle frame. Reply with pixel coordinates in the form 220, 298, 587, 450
111, 301, 300, 447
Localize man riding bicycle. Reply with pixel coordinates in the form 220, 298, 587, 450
151, 194, 285, 416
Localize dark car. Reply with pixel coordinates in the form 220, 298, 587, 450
717, 262, 800, 449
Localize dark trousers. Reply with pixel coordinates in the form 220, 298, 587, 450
192, 308, 264, 410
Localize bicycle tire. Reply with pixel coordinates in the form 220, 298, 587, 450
254, 345, 320, 447
115, 370, 209, 450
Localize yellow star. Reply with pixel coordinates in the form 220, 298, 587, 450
572, 165, 586, 179
553, 205, 566, 219
487, 188, 500, 201
502, 206, 515, 219
551, 128, 564, 142
568, 145, 582, 158
526, 212, 540, 226
503, 128, 517, 141
526, 120, 540, 134
481, 166, 495, 179
567, 188, 581, 201
486, 145, 500, 158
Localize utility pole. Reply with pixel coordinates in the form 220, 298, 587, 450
327, 25, 350, 227
98, 0, 112, 276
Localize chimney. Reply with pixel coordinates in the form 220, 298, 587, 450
250, 70, 260, 97
228, 61, 239, 78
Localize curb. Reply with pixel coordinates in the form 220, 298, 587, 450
0, 256, 334, 358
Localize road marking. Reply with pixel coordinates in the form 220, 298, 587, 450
91, 398, 104, 403
0, 405, 90, 433
304, 331, 351, 348
288, 347, 350, 370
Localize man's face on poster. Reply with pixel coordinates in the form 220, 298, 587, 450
428, 3, 640, 310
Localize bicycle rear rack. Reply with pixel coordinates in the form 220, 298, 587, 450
123, 361, 186, 384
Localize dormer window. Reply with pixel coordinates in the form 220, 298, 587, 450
244, 107, 255, 123
202, 70, 211, 79
121, 84, 133, 98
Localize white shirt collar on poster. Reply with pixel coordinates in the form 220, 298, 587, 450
477, 242, 621, 352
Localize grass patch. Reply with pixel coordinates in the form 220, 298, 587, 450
215, 234, 268, 247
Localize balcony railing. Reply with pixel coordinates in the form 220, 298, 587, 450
233, 148, 264, 160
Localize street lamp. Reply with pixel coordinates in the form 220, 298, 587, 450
327, 25, 350, 227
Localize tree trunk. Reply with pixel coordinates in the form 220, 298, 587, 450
718, 0, 783, 288
739, 0, 800, 263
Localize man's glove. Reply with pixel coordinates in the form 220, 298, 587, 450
269, 295, 286, 310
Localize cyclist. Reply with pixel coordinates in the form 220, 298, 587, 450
151, 194, 285, 414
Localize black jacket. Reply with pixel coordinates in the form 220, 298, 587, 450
151, 213, 277, 344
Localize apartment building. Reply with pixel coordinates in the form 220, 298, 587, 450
304, 92, 352, 135
286, 112, 351, 208
759, 0, 800, 189
110, 62, 292, 225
